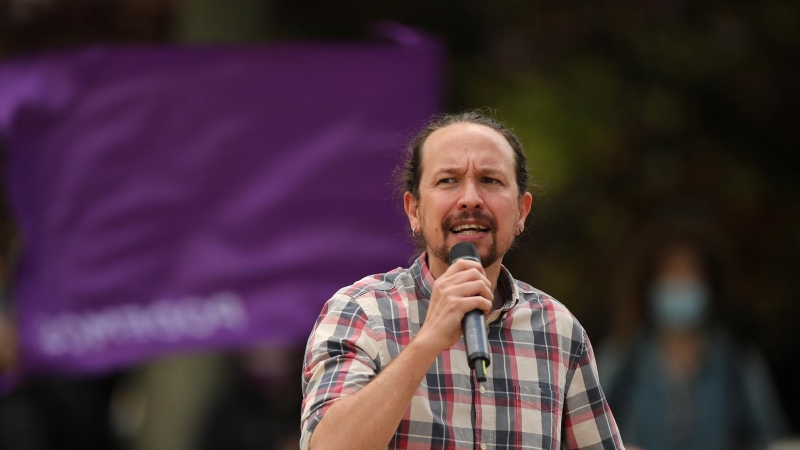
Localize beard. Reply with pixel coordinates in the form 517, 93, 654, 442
422, 210, 505, 268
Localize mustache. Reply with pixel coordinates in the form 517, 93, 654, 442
441, 211, 497, 232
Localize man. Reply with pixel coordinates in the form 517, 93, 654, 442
301, 111, 623, 449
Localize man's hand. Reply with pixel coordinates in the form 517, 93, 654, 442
416, 258, 493, 353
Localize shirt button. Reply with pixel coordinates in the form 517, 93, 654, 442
479, 386, 486, 394
480, 444, 487, 450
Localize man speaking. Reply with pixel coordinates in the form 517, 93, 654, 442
301, 111, 623, 449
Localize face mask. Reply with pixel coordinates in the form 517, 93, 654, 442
649, 280, 710, 331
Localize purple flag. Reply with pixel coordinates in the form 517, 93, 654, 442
0, 32, 442, 375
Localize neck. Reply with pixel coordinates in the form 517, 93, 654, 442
657, 330, 705, 380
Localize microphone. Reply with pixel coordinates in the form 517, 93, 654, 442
448, 242, 491, 382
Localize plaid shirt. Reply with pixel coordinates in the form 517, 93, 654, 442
301, 254, 623, 450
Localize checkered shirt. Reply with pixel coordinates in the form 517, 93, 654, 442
301, 253, 624, 449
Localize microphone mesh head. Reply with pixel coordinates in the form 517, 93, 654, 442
449, 242, 481, 265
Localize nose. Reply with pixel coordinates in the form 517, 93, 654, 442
458, 180, 483, 210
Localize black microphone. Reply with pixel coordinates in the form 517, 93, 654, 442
448, 242, 491, 382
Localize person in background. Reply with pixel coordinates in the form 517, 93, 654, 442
599, 228, 787, 450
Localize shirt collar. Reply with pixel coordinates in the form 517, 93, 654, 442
410, 252, 436, 300
488, 265, 520, 324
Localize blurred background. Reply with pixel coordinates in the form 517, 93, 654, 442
0, 1, 798, 449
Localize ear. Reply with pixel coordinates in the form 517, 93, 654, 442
403, 191, 419, 231
517, 192, 533, 233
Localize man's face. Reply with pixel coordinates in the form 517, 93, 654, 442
404, 123, 532, 275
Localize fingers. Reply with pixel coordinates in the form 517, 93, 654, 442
457, 296, 493, 316
445, 267, 491, 289
438, 280, 493, 313
419, 259, 495, 352
432, 259, 493, 314
445, 258, 486, 277
443, 259, 491, 289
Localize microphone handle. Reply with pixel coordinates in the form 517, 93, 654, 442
462, 308, 490, 382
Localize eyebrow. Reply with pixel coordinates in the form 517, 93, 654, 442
479, 168, 506, 177
431, 167, 462, 176
430, 167, 508, 178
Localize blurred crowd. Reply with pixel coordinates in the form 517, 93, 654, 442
1, 312, 304, 450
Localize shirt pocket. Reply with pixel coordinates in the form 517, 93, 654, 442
516, 382, 561, 412
515, 382, 563, 449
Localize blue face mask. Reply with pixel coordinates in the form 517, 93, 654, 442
649, 280, 710, 331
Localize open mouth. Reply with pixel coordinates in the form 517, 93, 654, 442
451, 224, 490, 235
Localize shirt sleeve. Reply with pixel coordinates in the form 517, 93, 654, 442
561, 330, 625, 450
300, 293, 383, 450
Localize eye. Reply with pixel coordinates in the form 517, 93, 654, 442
437, 177, 456, 185
482, 177, 501, 185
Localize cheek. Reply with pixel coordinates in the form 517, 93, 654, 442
422, 202, 449, 227
496, 208, 521, 239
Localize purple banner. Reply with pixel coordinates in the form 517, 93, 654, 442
0, 33, 442, 375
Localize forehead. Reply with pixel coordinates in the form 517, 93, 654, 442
420, 123, 516, 175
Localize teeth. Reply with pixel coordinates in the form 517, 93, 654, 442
452, 224, 488, 233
